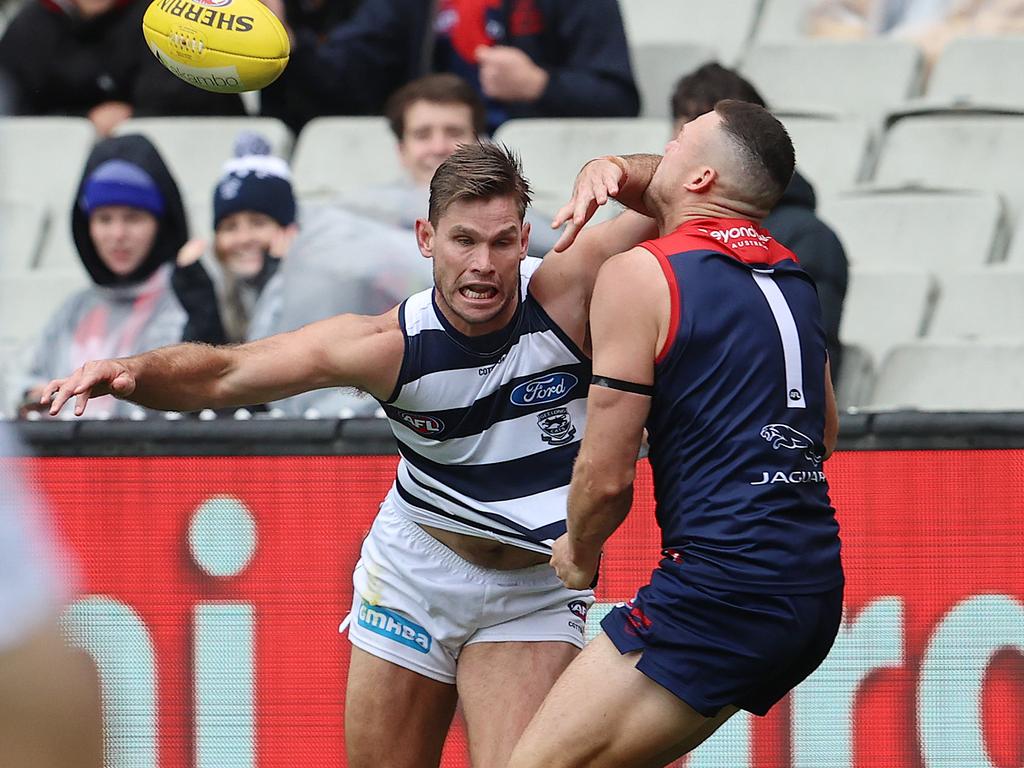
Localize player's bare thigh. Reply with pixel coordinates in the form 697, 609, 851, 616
457, 640, 580, 768
507, 634, 736, 768
345, 646, 458, 768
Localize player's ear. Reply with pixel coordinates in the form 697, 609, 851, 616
415, 218, 435, 260
685, 166, 716, 194
519, 220, 531, 260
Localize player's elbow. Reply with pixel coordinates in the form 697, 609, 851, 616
575, 455, 635, 502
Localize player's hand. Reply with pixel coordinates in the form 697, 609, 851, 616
41, 359, 137, 417
550, 533, 599, 590
176, 238, 207, 267
476, 45, 549, 102
551, 157, 627, 252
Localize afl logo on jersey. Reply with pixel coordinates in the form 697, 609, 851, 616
399, 412, 445, 435
510, 373, 578, 406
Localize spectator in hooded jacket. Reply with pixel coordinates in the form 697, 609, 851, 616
260, 0, 639, 133
172, 133, 298, 347
15, 134, 187, 417
671, 63, 849, 379
0, 0, 244, 135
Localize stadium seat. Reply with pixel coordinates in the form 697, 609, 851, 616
870, 341, 1024, 410
839, 269, 937, 367
926, 36, 1024, 109
0, 270, 89, 348
0, 117, 95, 225
818, 189, 1008, 271
739, 40, 924, 121
632, 42, 717, 119
0, 199, 47, 272
291, 117, 403, 199
929, 267, 1024, 340
754, 0, 816, 42
493, 118, 667, 206
777, 113, 874, 194
1008, 229, 1024, 264
113, 117, 294, 208
835, 342, 875, 411
618, 0, 761, 64
872, 111, 1024, 223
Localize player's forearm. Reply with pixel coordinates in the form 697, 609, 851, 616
608, 153, 661, 216
566, 457, 634, 558
121, 343, 237, 412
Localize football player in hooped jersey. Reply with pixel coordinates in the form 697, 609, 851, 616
42, 142, 657, 768
509, 101, 844, 768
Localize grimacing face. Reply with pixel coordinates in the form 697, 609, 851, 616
89, 206, 159, 277
399, 100, 477, 186
215, 210, 284, 278
417, 196, 530, 336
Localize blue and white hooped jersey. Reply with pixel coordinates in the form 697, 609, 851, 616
378, 257, 590, 554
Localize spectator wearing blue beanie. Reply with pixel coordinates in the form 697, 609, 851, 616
14, 134, 188, 418
172, 133, 298, 346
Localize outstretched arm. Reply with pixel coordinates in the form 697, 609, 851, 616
552, 154, 662, 252
43, 308, 403, 417
551, 247, 667, 588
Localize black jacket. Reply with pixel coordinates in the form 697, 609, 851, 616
72, 134, 189, 287
764, 170, 848, 378
0, 0, 245, 118
262, 0, 639, 132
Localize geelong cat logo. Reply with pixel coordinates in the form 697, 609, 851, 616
760, 424, 822, 466
510, 373, 578, 406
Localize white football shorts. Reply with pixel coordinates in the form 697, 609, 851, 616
344, 496, 594, 684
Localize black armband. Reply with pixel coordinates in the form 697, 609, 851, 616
591, 375, 654, 396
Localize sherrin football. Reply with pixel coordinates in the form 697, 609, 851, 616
142, 0, 290, 94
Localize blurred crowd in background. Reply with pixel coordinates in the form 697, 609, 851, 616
3, 0, 1024, 419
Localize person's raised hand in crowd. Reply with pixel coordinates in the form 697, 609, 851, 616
176, 237, 207, 267
87, 101, 133, 137
42, 359, 138, 417
475, 45, 549, 103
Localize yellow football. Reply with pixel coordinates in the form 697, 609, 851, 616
142, 0, 290, 94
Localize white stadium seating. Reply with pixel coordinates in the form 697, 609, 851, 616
777, 113, 874, 194
929, 267, 1024, 341
926, 36, 1024, 109
618, 0, 761, 64
291, 117, 404, 199
632, 42, 717, 119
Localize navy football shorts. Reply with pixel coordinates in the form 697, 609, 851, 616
601, 561, 843, 717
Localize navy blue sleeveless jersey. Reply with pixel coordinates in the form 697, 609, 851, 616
377, 258, 591, 554
641, 218, 842, 593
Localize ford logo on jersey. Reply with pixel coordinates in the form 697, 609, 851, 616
510, 373, 578, 406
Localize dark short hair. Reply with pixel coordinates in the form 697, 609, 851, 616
714, 99, 794, 210
671, 62, 767, 123
428, 142, 532, 225
385, 74, 487, 141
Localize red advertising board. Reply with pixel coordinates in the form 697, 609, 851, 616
9, 450, 1024, 767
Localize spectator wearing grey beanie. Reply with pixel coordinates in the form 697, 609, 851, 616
172, 133, 298, 346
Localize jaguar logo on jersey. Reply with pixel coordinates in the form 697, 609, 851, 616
537, 408, 576, 445
760, 423, 822, 466
398, 412, 445, 436
510, 373, 578, 406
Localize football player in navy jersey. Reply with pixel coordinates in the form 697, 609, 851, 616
509, 101, 843, 768
42, 142, 657, 768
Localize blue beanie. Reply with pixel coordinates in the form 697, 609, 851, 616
213, 132, 296, 228
80, 159, 165, 217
